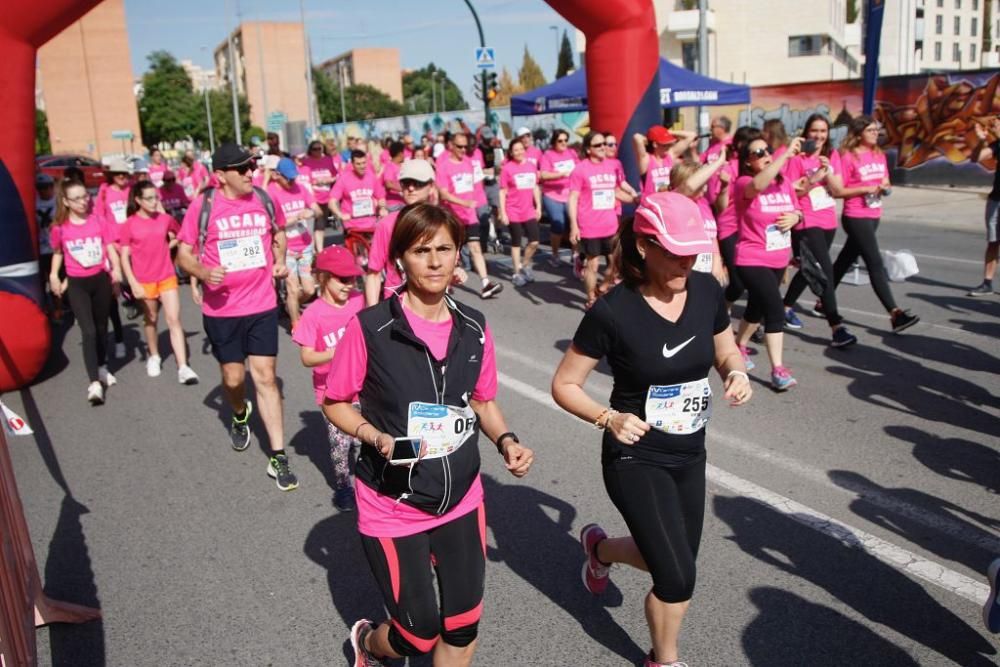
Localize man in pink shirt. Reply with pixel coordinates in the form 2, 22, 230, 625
176, 143, 297, 492
178, 150, 210, 199
701, 116, 733, 163
330, 150, 387, 235
436, 132, 503, 298
381, 141, 407, 211
515, 127, 544, 166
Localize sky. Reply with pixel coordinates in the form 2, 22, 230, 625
124, 0, 578, 107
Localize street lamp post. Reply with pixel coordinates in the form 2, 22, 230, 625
549, 25, 559, 73
205, 89, 216, 152
462, 0, 490, 126
431, 71, 438, 114
225, 0, 242, 144
338, 60, 347, 124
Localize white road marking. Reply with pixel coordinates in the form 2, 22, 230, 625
829, 244, 980, 266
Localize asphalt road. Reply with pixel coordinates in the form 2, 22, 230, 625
5, 186, 999, 666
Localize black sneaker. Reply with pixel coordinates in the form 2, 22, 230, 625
830, 326, 858, 348
267, 453, 299, 491
750, 327, 765, 344
891, 310, 920, 334
230, 400, 253, 451
481, 280, 503, 299
810, 300, 825, 317
334, 487, 356, 512
967, 282, 993, 297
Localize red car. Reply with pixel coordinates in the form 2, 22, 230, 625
35, 154, 105, 190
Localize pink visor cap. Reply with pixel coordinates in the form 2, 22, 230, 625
633, 192, 713, 256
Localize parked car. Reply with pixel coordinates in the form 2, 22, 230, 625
35, 155, 105, 190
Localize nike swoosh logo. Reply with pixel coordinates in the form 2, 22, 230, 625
662, 336, 696, 358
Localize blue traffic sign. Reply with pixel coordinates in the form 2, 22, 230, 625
475, 47, 496, 69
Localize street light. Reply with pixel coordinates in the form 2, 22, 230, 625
462, 0, 491, 125
225, 0, 242, 145
549, 25, 559, 73
431, 71, 438, 114
201, 46, 216, 153
338, 60, 347, 124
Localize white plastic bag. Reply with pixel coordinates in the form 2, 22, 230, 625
883, 249, 919, 282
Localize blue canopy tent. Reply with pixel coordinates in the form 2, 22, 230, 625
511, 57, 750, 116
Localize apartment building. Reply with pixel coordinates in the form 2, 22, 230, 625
317, 48, 403, 103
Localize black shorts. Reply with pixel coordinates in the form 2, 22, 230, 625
509, 219, 540, 246
203, 308, 279, 364
581, 236, 613, 259
464, 223, 482, 243
315, 202, 332, 232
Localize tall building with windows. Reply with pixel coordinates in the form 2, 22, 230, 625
868, 0, 987, 74
317, 49, 403, 103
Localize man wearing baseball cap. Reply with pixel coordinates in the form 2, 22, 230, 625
176, 142, 298, 491
632, 125, 697, 197
516, 126, 544, 167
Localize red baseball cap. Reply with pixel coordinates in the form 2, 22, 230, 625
315, 245, 364, 278
634, 192, 712, 256
647, 125, 677, 145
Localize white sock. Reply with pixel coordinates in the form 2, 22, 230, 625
481, 277, 489, 287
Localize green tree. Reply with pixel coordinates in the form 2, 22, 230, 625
556, 30, 575, 78
315, 66, 407, 122
847, 0, 859, 23
203, 89, 253, 144
402, 64, 467, 115
493, 67, 521, 107
518, 45, 547, 91
35, 108, 51, 155
138, 50, 201, 146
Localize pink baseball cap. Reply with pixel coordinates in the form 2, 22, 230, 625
315, 245, 364, 278
633, 192, 712, 256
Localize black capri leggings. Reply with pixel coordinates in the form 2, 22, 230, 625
359, 504, 486, 657
784, 227, 843, 327
604, 455, 706, 603
508, 219, 540, 246
66, 272, 112, 382
717, 233, 745, 304
736, 266, 786, 333
832, 215, 898, 313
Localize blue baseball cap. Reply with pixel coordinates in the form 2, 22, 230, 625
276, 157, 298, 180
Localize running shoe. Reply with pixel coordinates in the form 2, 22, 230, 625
522, 266, 536, 283
177, 365, 200, 385
98, 366, 117, 387
967, 281, 993, 297
810, 300, 825, 317
643, 653, 688, 667
114, 341, 126, 359
890, 309, 920, 334
738, 345, 756, 372
230, 400, 253, 451
984, 557, 1000, 633
750, 327, 765, 344
830, 327, 858, 348
87, 381, 104, 406
512, 272, 527, 287
350, 619, 385, 667
771, 366, 798, 391
784, 308, 803, 330
334, 487, 357, 512
266, 453, 299, 491
548, 255, 563, 269
125, 301, 141, 320
481, 280, 504, 299
573, 254, 584, 281
146, 354, 162, 378
579, 523, 610, 595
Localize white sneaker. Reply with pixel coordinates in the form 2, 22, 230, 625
87, 382, 104, 405
146, 354, 162, 378
522, 266, 536, 283
114, 342, 126, 359
177, 365, 199, 385
98, 366, 117, 387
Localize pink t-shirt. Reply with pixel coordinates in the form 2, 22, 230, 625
51, 215, 115, 278
524, 145, 543, 167
159, 183, 190, 212
569, 158, 622, 239
325, 301, 497, 538
367, 210, 404, 298
696, 196, 718, 241
841, 149, 888, 219
292, 293, 365, 404
500, 159, 539, 223
147, 163, 168, 188
295, 165, 314, 193
331, 168, 384, 232
435, 155, 478, 225
268, 181, 316, 253
469, 148, 489, 208
642, 153, 674, 196
539, 148, 577, 203
701, 138, 730, 164
301, 156, 338, 204
609, 158, 627, 215
711, 160, 740, 240
177, 189, 287, 317
785, 151, 842, 230
97, 183, 131, 225
121, 213, 180, 283
179, 162, 209, 198
381, 160, 404, 206
734, 175, 798, 269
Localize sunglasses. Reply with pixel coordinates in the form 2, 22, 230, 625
400, 179, 431, 188
556, 138, 568, 143
226, 164, 253, 175
749, 147, 773, 159
590, 142, 606, 149
453, 143, 469, 149
606, 142, 617, 148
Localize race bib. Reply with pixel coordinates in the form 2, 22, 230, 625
592, 188, 615, 211
765, 224, 791, 251
452, 172, 474, 194
513, 172, 537, 190
864, 192, 883, 209
110, 201, 127, 223
808, 186, 835, 211
285, 221, 306, 238
182, 178, 195, 197
217, 235, 266, 272
645, 378, 712, 435
473, 163, 485, 183
353, 196, 374, 217
407, 401, 477, 459
312, 169, 332, 190
67, 238, 103, 268
554, 159, 575, 175
693, 253, 714, 273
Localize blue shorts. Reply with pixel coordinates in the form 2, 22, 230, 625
203, 308, 279, 364
285, 244, 315, 278
542, 196, 568, 234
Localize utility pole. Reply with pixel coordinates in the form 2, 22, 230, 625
225, 0, 242, 144
697, 0, 709, 150
431, 71, 438, 113
300, 0, 317, 135
338, 60, 347, 124
255, 17, 268, 127
205, 89, 216, 152
463, 0, 490, 126
549, 25, 559, 72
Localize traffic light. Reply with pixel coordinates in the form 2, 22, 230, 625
487, 71, 499, 102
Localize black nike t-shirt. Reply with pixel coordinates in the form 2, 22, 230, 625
573, 272, 731, 467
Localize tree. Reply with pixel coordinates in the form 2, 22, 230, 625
518, 46, 547, 91
35, 109, 51, 155
492, 67, 522, 107
402, 64, 467, 115
314, 66, 405, 123
556, 30, 575, 78
138, 51, 201, 146
203, 89, 252, 144
847, 0, 859, 24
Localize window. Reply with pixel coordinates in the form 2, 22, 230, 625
935, 42, 943, 60
973, 0, 978, 9
971, 43, 977, 61
953, 43, 961, 61
789, 35, 823, 57
955, 0, 961, 8
954, 16, 961, 35
936, 15, 943, 34
972, 17, 978, 36
937, 0, 943, 6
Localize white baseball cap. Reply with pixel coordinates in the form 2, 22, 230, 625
515, 127, 532, 138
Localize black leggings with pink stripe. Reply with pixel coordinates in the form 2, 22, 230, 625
359, 503, 486, 657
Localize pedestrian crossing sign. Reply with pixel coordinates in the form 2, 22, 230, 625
475, 47, 496, 69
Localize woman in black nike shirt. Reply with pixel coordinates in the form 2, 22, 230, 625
552, 191, 751, 667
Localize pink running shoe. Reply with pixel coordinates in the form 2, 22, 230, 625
350, 619, 385, 667
644, 652, 689, 667
579, 523, 610, 595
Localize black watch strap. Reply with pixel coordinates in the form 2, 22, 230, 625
495, 431, 519, 453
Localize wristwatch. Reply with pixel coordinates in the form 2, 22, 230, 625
495, 431, 519, 454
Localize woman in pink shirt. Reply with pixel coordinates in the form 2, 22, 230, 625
633, 125, 697, 197
830, 115, 919, 333
301, 141, 338, 246
762, 119, 790, 166
499, 141, 542, 287
147, 148, 169, 188
158, 171, 190, 221
732, 135, 804, 391
538, 129, 577, 268
48, 180, 123, 405
120, 181, 199, 384
95, 159, 132, 358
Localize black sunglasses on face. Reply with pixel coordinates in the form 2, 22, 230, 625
590, 142, 605, 149
400, 179, 431, 189
749, 147, 773, 159
226, 164, 253, 174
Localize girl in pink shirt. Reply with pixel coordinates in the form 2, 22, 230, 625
633, 125, 697, 197
830, 115, 919, 333
120, 181, 199, 384
48, 180, 122, 404
538, 130, 577, 268
95, 168, 131, 357
147, 148, 168, 188
158, 171, 190, 220
732, 135, 804, 391
763, 119, 791, 176
499, 141, 542, 286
